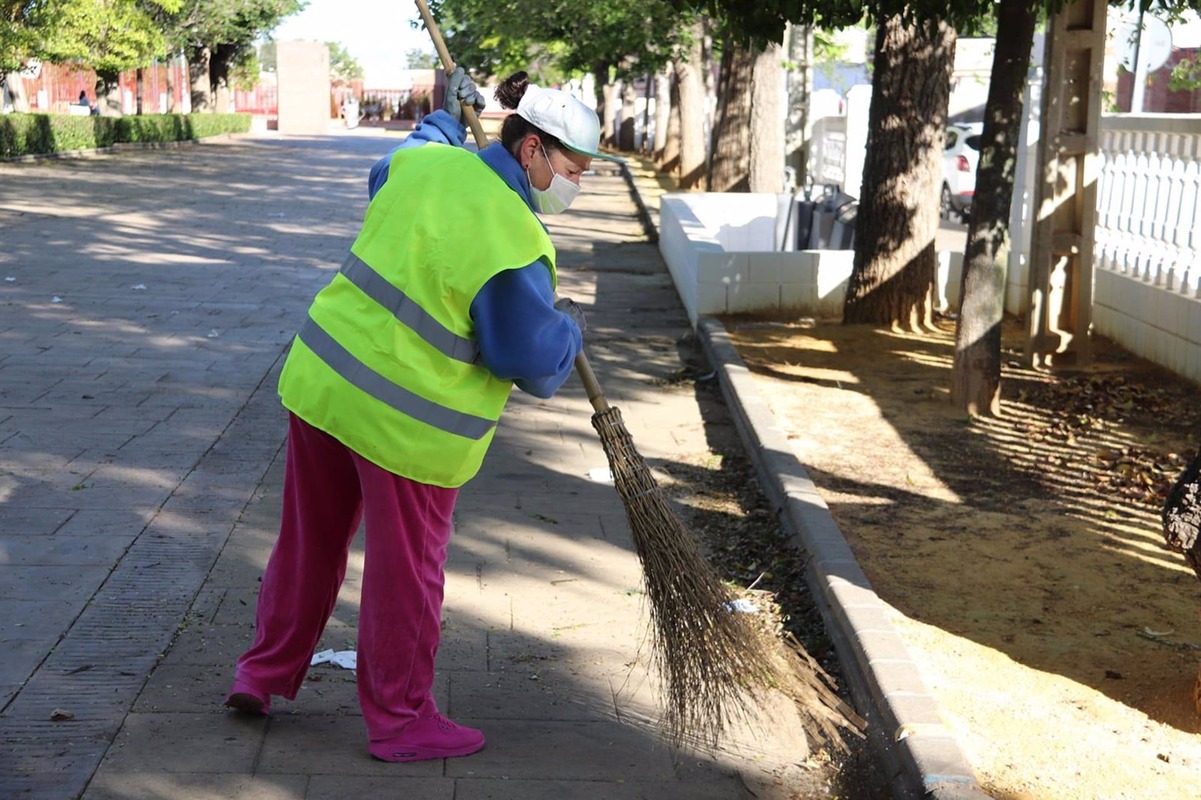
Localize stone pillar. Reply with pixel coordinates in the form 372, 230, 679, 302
276, 40, 331, 135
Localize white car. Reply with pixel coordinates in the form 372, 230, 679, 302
941, 123, 982, 221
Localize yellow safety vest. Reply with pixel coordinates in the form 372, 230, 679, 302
278, 144, 557, 487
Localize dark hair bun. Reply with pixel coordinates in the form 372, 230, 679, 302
494, 71, 530, 110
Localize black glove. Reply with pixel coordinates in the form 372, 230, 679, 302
554, 297, 587, 334
444, 66, 485, 124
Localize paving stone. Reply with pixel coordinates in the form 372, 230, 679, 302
442, 718, 682, 781
82, 772, 310, 800
255, 714, 442, 777
0, 140, 862, 800
96, 712, 264, 773
452, 777, 750, 800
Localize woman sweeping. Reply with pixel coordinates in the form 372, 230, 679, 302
224, 68, 611, 763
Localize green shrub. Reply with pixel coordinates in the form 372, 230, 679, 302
0, 112, 253, 158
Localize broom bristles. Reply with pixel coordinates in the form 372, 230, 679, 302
592, 407, 865, 751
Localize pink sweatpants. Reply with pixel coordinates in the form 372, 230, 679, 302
234, 413, 458, 742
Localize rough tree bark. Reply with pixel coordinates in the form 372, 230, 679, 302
3, 72, 29, 112
708, 41, 753, 192
212, 44, 237, 115
749, 42, 784, 193
950, 0, 1038, 416
618, 78, 637, 151
1164, 444, 1201, 582
844, 17, 956, 329
96, 70, 121, 116
653, 67, 672, 162
593, 62, 617, 148
189, 45, 212, 112
659, 68, 682, 175
674, 20, 708, 190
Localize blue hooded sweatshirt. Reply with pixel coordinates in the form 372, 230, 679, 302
366, 110, 582, 399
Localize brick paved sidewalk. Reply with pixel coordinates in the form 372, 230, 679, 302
1, 133, 817, 799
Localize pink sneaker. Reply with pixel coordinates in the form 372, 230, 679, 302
369, 714, 485, 762
224, 679, 271, 716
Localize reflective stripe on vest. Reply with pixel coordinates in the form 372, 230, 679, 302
296, 316, 495, 440
338, 252, 480, 364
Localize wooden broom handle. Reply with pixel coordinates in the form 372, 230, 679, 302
414, 0, 488, 148
414, 0, 610, 415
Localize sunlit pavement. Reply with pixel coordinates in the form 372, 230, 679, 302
0, 133, 828, 799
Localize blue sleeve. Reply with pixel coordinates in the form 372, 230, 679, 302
470, 263, 583, 399
368, 110, 467, 199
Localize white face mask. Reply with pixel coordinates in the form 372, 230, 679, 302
528, 144, 580, 215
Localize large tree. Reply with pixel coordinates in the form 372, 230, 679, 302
708, 34, 785, 193
161, 0, 303, 112
949, 0, 1201, 417
431, 0, 693, 156
8, 0, 182, 114
950, 0, 1038, 415
843, 17, 955, 328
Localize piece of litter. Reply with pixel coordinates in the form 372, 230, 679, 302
206, 329, 220, 338
310, 649, 357, 670
724, 598, 760, 614
131, 284, 146, 290
4, 276, 14, 282
52, 296, 63, 303
587, 467, 613, 483
50, 708, 75, 721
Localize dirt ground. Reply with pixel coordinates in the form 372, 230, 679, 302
709, 314, 1201, 799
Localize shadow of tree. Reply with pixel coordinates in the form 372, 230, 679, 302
725, 317, 1201, 736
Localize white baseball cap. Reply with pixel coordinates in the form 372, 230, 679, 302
515, 84, 623, 162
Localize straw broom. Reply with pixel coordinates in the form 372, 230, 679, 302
415, 0, 865, 752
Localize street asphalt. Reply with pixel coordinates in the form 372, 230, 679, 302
0, 127, 985, 799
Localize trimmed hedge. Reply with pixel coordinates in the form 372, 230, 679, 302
0, 113, 252, 158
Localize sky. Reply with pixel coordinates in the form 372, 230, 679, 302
270, 0, 437, 88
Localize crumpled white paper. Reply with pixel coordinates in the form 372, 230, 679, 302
587, 467, 614, 483
310, 648, 357, 670
724, 598, 760, 614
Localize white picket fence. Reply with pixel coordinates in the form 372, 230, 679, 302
1089, 114, 1201, 383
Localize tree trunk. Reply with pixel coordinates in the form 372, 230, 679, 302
675, 20, 707, 190
592, 62, 615, 147
653, 67, 672, 162
618, 78, 637, 151
3, 73, 29, 112
709, 40, 753, 192
136, 68, 144, 115
844, 17, 956, 329
640, 71, 653, 153
660, 68, 682, 175
212, 44, 237, 114
167, 54, 176, 113
96, 70, 121, 117
749, 42, 784, 193
785, 25, 813, 187
950, 0, 1038, 416
190, 46, 212, 112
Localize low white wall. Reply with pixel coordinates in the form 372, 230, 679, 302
660, 193, 962, 326
1094, 268, 1201, 384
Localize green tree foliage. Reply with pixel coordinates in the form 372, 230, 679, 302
327, 40, 363, 84
1, 1, 43, 73
405, 47, 439, 69
158, 0, 303, 109
430, 0, 691, 85
4, 0, 181, 77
